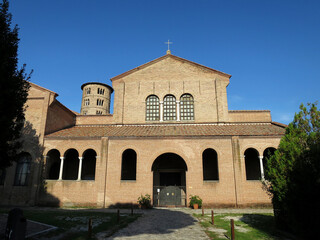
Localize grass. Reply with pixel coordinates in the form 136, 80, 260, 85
194, 213, 287, 240
0, 208, 140, 240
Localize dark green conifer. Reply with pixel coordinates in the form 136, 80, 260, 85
265, 102, 320, 238
0, 0, 31, 170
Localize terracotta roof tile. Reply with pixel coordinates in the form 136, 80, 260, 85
45, 123, 286, 139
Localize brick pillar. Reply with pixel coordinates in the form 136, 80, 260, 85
77, 157, 83, 181
58, 157, 64, 180
259, 156, 265, 180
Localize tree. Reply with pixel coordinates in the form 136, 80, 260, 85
0, 0, 31, 170
265, 102, 320, 238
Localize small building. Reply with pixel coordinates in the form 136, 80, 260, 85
0, 52, 285, 207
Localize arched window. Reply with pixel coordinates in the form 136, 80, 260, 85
82, 149, 96, 180
63, 149, 79, 180
96, 110, 103, 115
146, 95, 160, 121
14, 152, 31, 186
263, 147, 276, 180
121, 149, 137, 180
163, 95, 176, 121
46, 149, 60, 180
180, 94, 194, 121
84, 99, 90, 106
202, 149, 219, 180
86, 88, 91, 94
245, 148, 260, 180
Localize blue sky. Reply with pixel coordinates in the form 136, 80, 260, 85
9, 0, 320, 124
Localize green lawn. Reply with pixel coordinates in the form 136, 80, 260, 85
0, 208, 140, 240
194, 213, 287, 240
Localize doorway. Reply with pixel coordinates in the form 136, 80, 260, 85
152, 153, 187, 206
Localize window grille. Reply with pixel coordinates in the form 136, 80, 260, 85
180, 94, 194, 120
163, 95, 176, 121
146, 95, 160, 121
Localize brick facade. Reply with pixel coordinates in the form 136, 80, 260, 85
0, 53, 285, 207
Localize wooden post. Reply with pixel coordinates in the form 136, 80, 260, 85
230, 219, 235, 240
202, 206, 204, 216
88, 218, 92, 238
117, 209, 120, 223
211, 210, 214, 225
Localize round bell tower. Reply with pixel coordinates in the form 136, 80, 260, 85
80, 82, 113, 115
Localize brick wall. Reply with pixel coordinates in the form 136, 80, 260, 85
229, 111, 271, 123
112, 56, 230, 124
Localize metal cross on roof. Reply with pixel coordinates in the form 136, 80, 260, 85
165, 40, 173, 54
165, 40, 173, 51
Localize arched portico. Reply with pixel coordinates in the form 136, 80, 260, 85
151, 153, 188, 206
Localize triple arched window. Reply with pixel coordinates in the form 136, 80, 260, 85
146, 94, 194, 121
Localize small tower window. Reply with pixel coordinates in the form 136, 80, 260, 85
86, 88, 91, 94
84, 99, 90, 106
96, 110, 103, 115
97, 99, 104, 106
97, 88, 105, 95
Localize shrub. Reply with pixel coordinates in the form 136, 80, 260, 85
137, 194, 152, 209
189, 195, 202, 208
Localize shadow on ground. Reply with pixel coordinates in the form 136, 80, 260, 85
240, 214, 276, 236
105, 208, 201, 239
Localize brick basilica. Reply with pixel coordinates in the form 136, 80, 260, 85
0, 52, 285, 207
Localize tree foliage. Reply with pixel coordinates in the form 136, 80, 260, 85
265, 102, 320, 238
0, 0, 31, 170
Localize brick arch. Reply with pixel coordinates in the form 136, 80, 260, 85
147, 149, 190, 172
63, 148, 79, 180
241, 145, 262, 156
46, 149, 61, 180
151, 152, 188, 172
81, 149, 97, 180
80, 148, 99, 157
244, 148, 261, 180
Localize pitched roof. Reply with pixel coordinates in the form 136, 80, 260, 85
111, 54, 232, 81
45, 122, 285, 139
29, 82, 58, 96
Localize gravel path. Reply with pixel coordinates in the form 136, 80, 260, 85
103, 208, 210, 240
